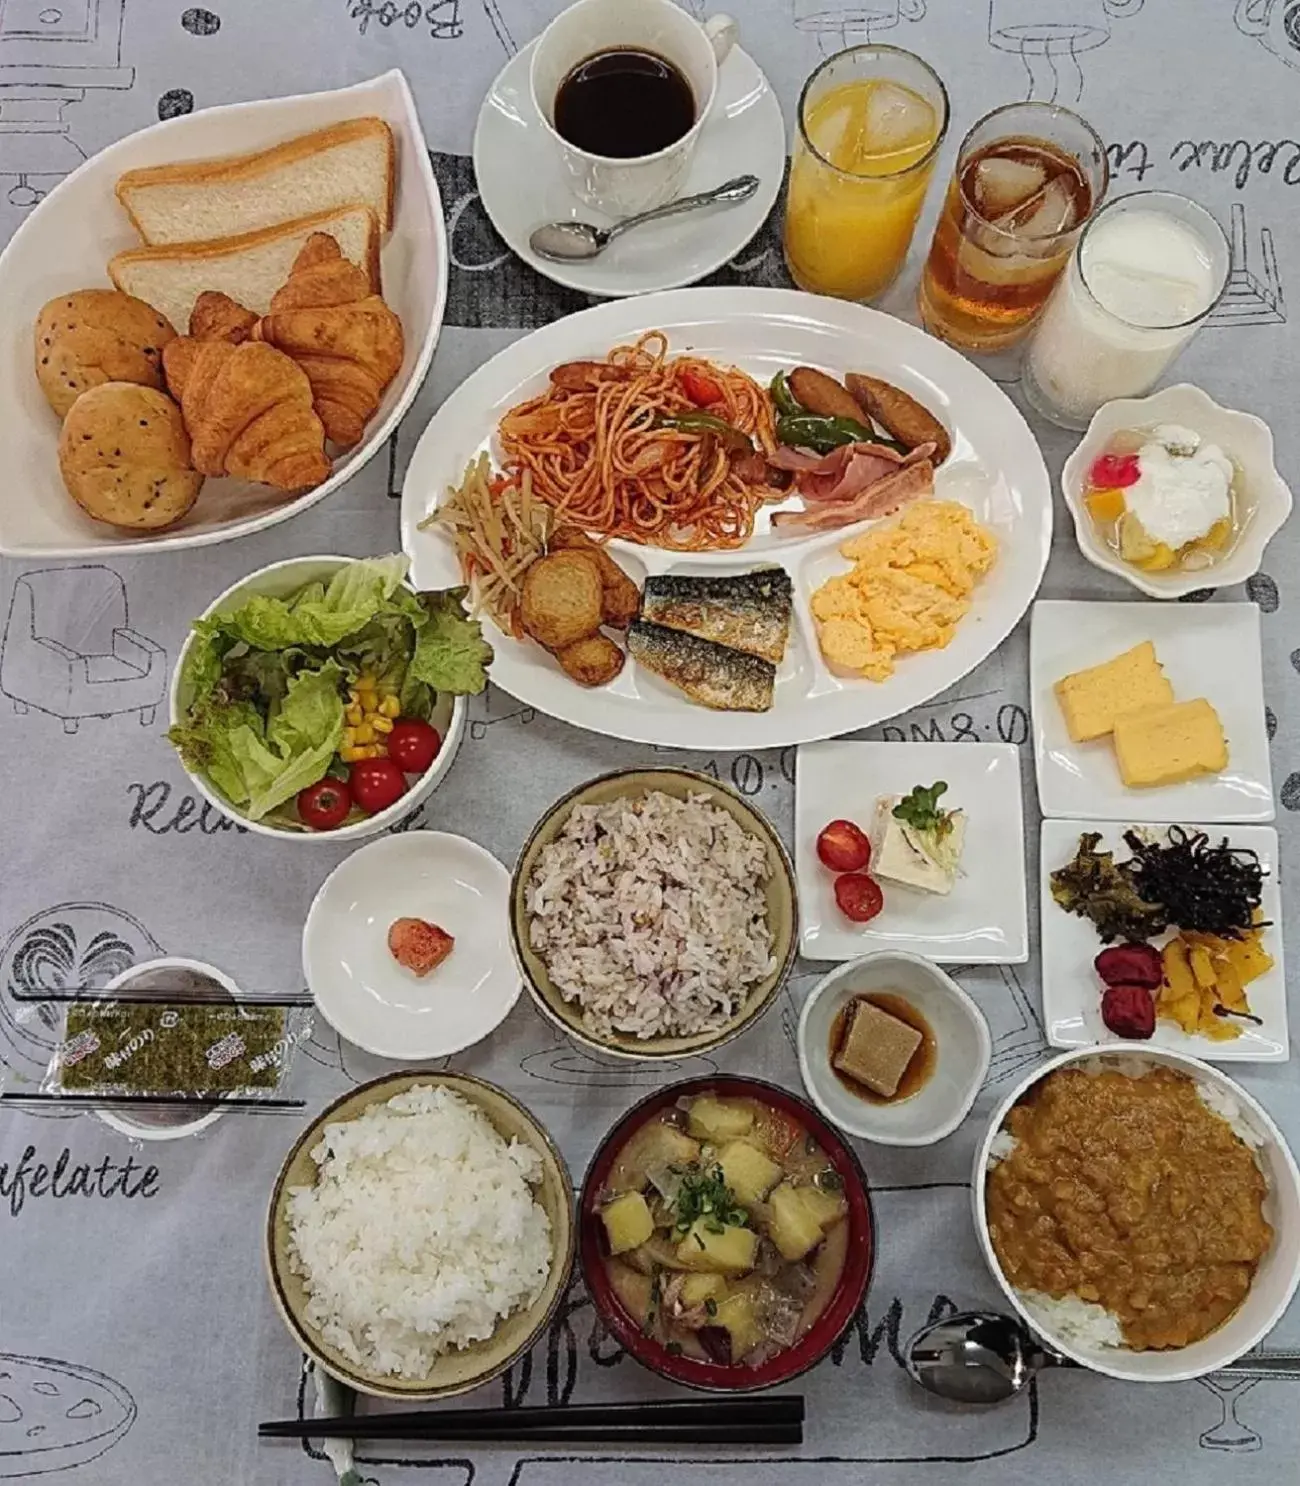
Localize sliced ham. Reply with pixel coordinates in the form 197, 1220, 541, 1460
772, 459, 935, 533
768, 441, 907, 476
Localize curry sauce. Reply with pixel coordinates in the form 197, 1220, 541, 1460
986, 1067, 1272, 1350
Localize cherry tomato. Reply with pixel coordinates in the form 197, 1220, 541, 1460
386, 718, 442, 775
681, 367, 723, 406
816, 818, 871, 873
349, 757, 408, 815
834, 872, 884, 923
296, 778, 352, 831
1089, 452, 1141, 489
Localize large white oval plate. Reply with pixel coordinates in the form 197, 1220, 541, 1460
400, 288, 1052, 750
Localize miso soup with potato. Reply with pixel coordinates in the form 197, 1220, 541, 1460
593, 1091, 850, 1368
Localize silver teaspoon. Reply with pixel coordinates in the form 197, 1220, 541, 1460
529, 175, 760, 262
904, 1310, 1298, 1406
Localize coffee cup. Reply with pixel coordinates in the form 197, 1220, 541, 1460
529, 0, 738, 217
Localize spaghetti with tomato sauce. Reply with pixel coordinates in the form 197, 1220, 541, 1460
498, 332, 780, 551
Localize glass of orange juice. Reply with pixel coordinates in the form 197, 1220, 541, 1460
783, 45, 948, 302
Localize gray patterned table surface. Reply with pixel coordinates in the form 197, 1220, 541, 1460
2, 2, 1299, 1483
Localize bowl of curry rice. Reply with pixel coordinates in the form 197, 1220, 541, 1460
973, 1047, 1300, 1382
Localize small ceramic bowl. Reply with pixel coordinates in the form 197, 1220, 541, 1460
579, 1074, 874, 1393
1061, 383, 1293, 599
797, 952, 990, 1146
510, 768, 797, 1061
97, 956, 239, 1143
265, 1070, 575, 1401
973, 1047, 1300, 1383
170, 555, 466, 842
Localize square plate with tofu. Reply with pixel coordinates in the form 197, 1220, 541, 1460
1040, 818, 1288, 1061
1031, 601, 1274, 822
795, 740, 1028, 963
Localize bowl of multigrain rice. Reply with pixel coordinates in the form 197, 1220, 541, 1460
510, 768, 797, 1061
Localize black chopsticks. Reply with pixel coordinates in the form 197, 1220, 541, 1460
259, 1394, 804, 1446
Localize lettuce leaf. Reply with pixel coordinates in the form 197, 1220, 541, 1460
194, 555, 412, 652
407, 588, 493, 696
168, 662, 346, 821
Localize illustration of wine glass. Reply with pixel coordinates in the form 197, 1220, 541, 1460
988, 0, 1143, 103
792, 0, 927, 57
1197, 1377, 1262, 1452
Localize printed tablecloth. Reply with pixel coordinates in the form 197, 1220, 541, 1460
1, 2, 1298, 1482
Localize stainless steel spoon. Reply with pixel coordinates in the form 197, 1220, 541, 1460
529, 175, 760, 262
904, 1310, 1300, 1405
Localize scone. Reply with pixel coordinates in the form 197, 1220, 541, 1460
58, 383, 202, 530
35, 290, 176, 419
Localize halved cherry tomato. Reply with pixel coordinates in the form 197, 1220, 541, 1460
349, 757, 407, 815
834, 872, 884, 923
387, 718, 442, 775
1088, 452, 1141, 489
680, 367, 723, 406
297, 778, 352, 831
816, 819, 871, 873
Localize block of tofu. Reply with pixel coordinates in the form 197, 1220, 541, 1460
1053, 641, 1174, 743
1112, 698, 1228, 788
832, 998, 923, 1098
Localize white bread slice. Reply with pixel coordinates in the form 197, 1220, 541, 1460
115, 117, 394, 245
108, 204, 380, 334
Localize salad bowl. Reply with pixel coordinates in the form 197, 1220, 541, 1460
169, 555, 472, 842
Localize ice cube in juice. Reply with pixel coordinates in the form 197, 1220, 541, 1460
784, 75, 941, 302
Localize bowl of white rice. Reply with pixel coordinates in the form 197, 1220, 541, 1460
973, 1047, 1300, 1383
265, 1072, 574, 1400
511, 769, 798, 1061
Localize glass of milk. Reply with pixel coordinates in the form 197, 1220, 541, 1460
1022, 192, 1229, 429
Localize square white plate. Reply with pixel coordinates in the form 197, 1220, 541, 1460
795, 741, 1028, 963
1031, 601, 1274, 822
1040, 818, 1288, 1062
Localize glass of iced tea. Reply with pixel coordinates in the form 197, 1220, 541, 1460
784, 46, 948, 303
918, 102, 1108, 353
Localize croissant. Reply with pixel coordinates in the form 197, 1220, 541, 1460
164, 293, 330, 490
253, 233, 404, 448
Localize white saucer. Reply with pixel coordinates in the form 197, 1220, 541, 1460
302, 833, 521, 1061
472, 39, 786, 297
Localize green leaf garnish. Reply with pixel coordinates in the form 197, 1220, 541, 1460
893, 781, 952, 836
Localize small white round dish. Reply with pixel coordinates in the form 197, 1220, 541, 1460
472, 39, 784, 297
303, 832, 520, 1060
973, 1047, 1300, 1382
170, 555, 467, 843
1060, 383, 1293, 599
97, 956, 239, 1143
797, 951, 991, 1147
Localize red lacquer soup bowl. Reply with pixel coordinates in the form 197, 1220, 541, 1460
579, 1074, 875, 1392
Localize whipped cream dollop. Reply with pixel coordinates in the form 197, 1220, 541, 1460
1126, 426, 1233, 548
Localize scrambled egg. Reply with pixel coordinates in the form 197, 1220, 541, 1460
812, 501, 999, 681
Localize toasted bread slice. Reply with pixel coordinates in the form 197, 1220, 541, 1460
116, 117, 394, 245
108, 205, 380, 335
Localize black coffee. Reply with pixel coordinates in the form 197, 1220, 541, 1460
554, 48, 696, 159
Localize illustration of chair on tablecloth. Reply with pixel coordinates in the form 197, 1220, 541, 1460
0, 566, 166, 732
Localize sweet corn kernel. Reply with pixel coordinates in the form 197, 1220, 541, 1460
379, 695, 401, 718
341, 727, 357, 749
345, 703, 364, 726
340, 745, 368, 763
353, 722, 375, 745
368, 743, 387, 758
371, 715, 394, 735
